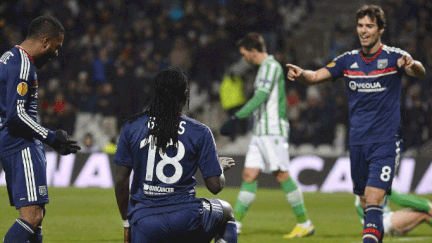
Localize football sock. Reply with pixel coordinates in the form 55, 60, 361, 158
363, 205, 383, 243
4, 218, 35, 243
214, 220, 238, 243
234, 181, 257, 222
389, 191, 431, 212
281, 178, 308, 223
355, 196, 365, 220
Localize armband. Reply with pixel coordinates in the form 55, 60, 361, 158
123, 219, 130, 228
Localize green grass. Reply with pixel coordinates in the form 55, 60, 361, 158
1, 187, 432, 243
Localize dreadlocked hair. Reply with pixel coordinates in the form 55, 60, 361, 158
147, 67, 188, 154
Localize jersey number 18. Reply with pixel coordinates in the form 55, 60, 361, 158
144, 135, 185, 184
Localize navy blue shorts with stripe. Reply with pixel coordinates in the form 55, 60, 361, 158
1, 143, 49, 209
131, 198, 225, 243
350, 139, 403, 196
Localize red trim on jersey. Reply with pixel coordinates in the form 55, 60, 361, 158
363, 228, 381, 239
344, 67, 396, 77
16, 46, 34, 64
361, 45, 383, 64
344, 70, 366, 76
369, 67, 396, 76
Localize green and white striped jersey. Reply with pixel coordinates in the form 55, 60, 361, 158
236, 55, 289, 137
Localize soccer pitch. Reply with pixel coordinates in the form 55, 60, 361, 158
1, 187, 431, 243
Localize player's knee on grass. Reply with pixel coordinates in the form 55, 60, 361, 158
215, 199, 237, 243
219, 199, 235, 224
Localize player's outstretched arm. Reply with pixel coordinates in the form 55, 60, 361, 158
397, 55, 426, 79
286, 64, 333, 85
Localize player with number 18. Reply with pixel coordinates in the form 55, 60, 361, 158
114, 67, 237, 243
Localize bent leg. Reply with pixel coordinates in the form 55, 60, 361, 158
4, 204, 44, 243
390, 209, 431, 235
214, 200, 238, 243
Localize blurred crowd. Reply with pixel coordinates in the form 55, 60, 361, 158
0, 0, 430, 152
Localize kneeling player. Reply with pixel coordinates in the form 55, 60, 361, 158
355, 190, 432, 236
114, 67, 237, 243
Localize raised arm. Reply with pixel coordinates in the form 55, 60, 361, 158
286, 64, 333, 85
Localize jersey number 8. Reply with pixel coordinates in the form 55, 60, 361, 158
144, 135, 185, 184
380, 166, 392, 182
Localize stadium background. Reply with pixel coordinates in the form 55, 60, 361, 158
1, 0, 432, 242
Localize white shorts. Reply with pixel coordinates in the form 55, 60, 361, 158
244, 135, 290, 174
383, 211, 394, 236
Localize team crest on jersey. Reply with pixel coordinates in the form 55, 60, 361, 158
39, 186, 47, 196
326, 62, 336, 68
17, 82, 28, 96
377, 59, 388, 69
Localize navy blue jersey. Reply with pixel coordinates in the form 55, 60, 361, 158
325, 45, 408, 145
0, 46, 55, 158
114, 113, 222, 223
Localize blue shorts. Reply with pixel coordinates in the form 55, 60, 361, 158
0, 143, 49, 209
131, 198, 225, 243
350, 139, 403, 196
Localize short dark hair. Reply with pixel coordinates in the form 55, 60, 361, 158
236, 32, 266, 53
356, 5, 386, 30
26, 15, 65, 39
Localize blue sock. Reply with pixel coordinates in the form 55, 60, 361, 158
214, 220, 238, 243
4, 219, 35, 243
363, 205, 383, 243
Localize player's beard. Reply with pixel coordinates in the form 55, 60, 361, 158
34, 52, 55, 69
360, 35, 380, 52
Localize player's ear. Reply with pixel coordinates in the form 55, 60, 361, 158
379, 28, 384, 36
42, 36, 51, 50
184, 89, 189, 109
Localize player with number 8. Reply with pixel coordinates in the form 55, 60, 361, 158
285, 5, 425, 243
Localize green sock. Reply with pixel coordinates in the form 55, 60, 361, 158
281, 178, 308, 223
389, 190, 431, 212
234, 181, 258, 222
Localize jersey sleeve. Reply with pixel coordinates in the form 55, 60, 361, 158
235, 90, 268, 119
114, 124, 133, 167
6, 54, 55, 142
324, 53, 347, 80
235, 62, 280, 119
393, 48, 411, 74
197, 126, 222, 179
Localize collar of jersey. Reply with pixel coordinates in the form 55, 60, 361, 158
15, 45, 35, 64
360, 44, 383, 64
